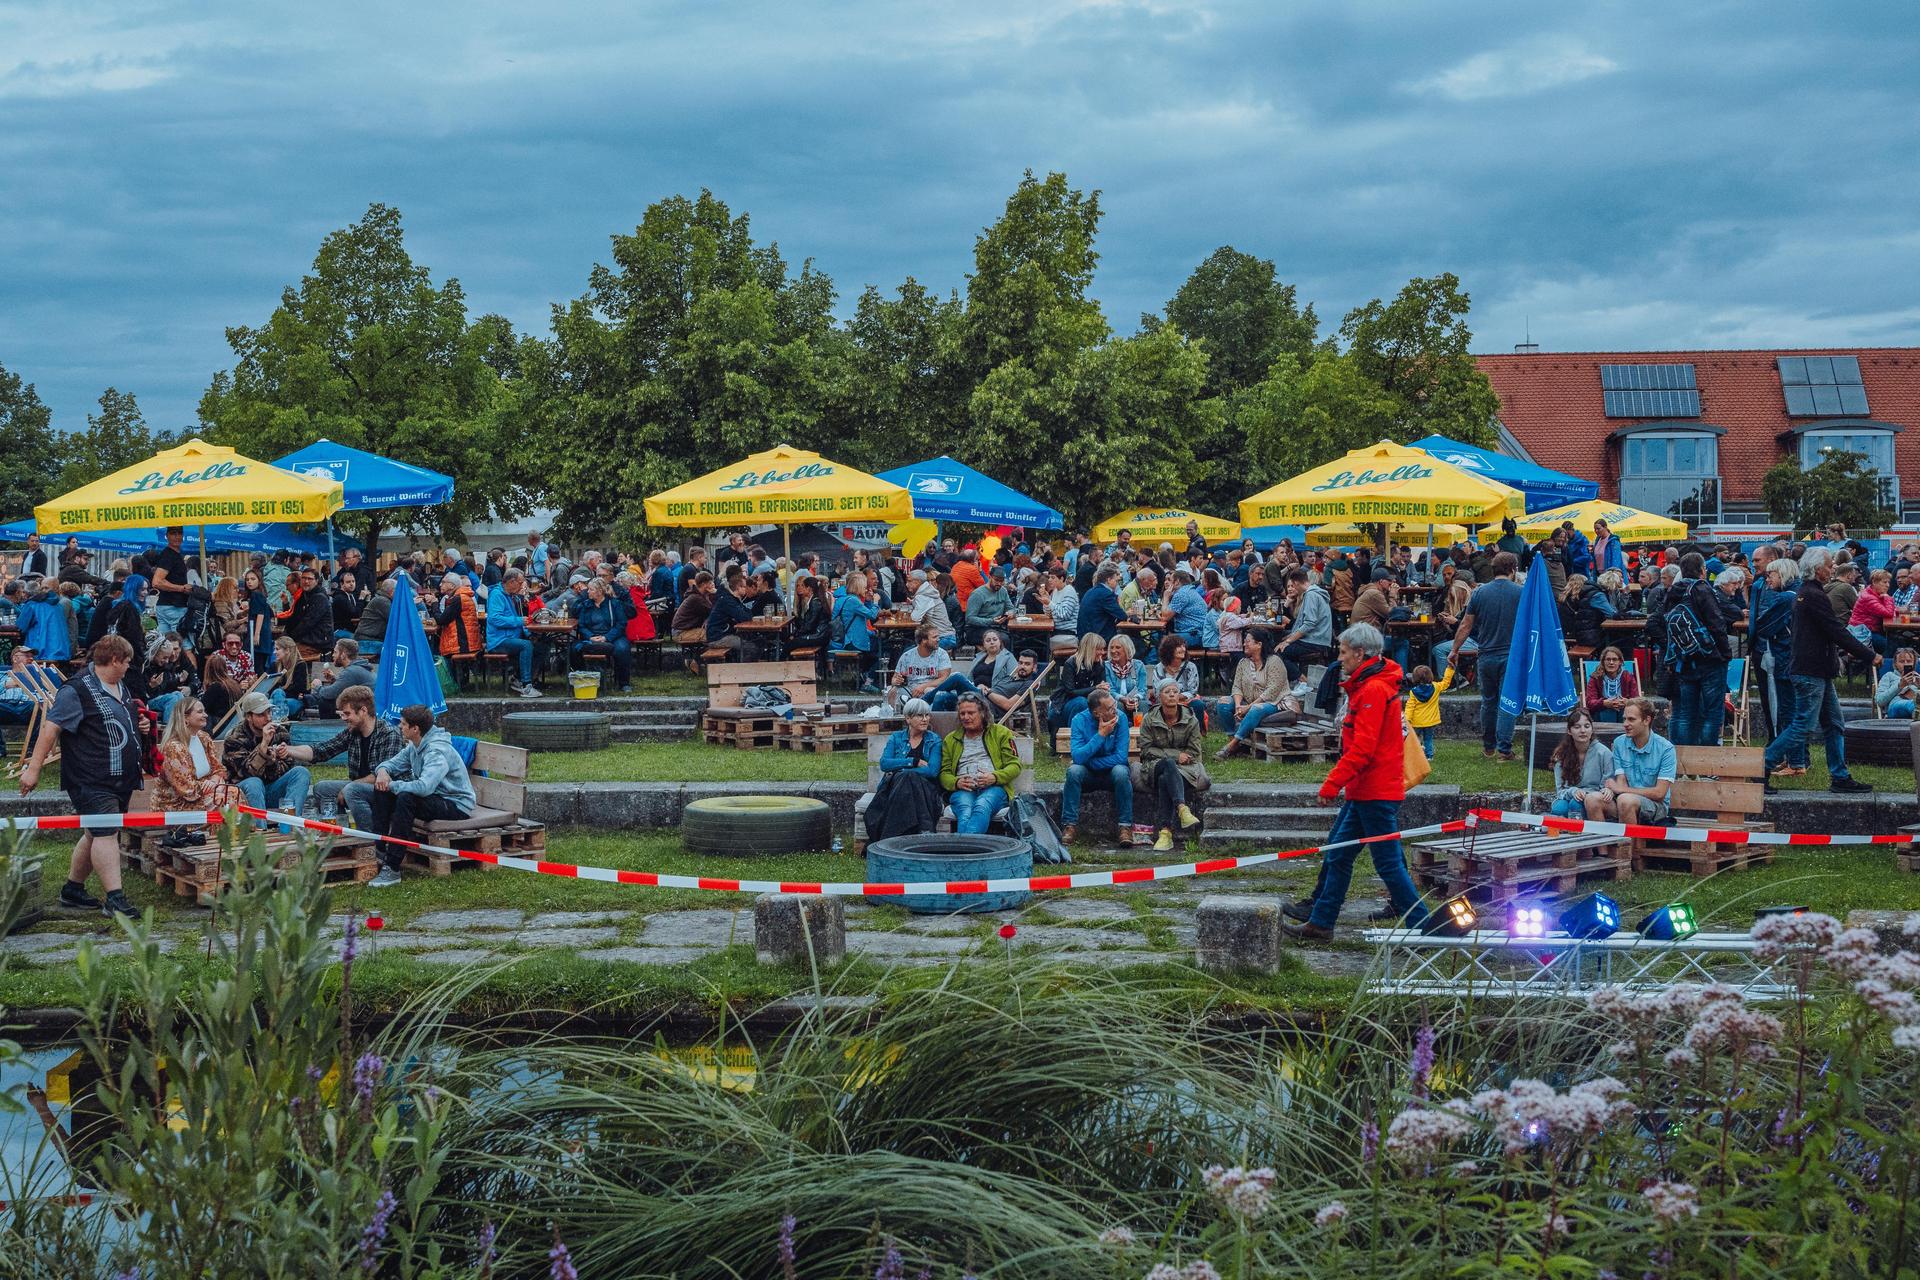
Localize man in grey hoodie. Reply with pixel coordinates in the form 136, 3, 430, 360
366, 703, 477, 886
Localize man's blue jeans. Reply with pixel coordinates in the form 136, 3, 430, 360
1765, 675, 1851, 779
239, 767, 312, 831
311, 779, 377, 832
1668, 659, 1727, 746
949, 785, 1009, 834
1208, 698, 1283, 741
1062, 763, 1133, 827
927, 673, 977, 712
495, 636, 533, 683
1306, 798, 1429, 932
1477, 653, 1516, 753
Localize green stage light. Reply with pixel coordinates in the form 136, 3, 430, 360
1636, 903, 1697, 941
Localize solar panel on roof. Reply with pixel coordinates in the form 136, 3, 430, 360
1600, 363, 1696, 391
1779, 355, 1869, 416
1603, 388, 1702, 418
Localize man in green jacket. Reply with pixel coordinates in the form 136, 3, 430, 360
939, 691, 1022, 834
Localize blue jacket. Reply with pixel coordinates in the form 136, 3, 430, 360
1565, 529, 1593, 576
484, 587, 527, 650
576, 598, 621, 643
1069, 708, 1130, 771
833, 593, 880, 651
1167, 583, 1208, 642
1077, 584, 1126, 640
880, 728, 943, 778
20, 597, 71, 661
1593, 535, 1626, 577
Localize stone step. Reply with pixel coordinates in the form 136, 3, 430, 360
1203, 804, 1330, 831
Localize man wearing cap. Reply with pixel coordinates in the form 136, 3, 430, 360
150, 526, 193, 643
18, 634, 141, 917
223, 690, 312, 826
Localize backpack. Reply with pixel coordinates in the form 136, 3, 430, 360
1653, 583, 1715, 669
831, 596, 854, 647
741, 684, 793, 710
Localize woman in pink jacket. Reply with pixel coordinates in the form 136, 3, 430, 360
1850, 568, 1897, 660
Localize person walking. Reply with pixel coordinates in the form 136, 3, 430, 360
1653, 552, 1731, 746
17, 634, 143, 917
1282, 624, 1429, 940
1445, 551, 1522, 760
1764, 546, 1876, 792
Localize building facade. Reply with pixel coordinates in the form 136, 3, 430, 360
1475, 347, 1920, 527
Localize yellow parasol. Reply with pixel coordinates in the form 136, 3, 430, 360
34, 437, 343, 534
1512, 500, 1688, 545
643, 444, 914, 556
1306, 522, 1469, 548
1091, 508, 1240, 544
1238, 440, 1523, 527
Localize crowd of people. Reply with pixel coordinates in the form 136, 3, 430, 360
4, 514, 1909, 928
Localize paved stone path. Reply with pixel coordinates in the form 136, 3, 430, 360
0, 867, 1390, 981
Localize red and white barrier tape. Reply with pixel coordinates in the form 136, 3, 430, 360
1469, 808, 1915, 847
7, 804, 1470, 897
4, 810, 227, 832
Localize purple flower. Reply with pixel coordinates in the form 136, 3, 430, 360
357, 1190, 397, 1272
1410, 1024, 1436, 1099
912, 1269, 931, 1280
112, 1269, 141, 1280
307, 1064, 325, 1083
875, 1241, 905, 1280
352, 1052, 383, 1109
777, 1214, 797, 1270
1361, 1120, 1379, 1166
474, 1221, 497, 1272
342, 913, 359, 968
549, 1234, 578, 1280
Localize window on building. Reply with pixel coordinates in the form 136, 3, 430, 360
1600, 364, 1701, 418
1779, 355, 1869, 416
1796, 424, 1898, 510
1618, 428, 1720, 524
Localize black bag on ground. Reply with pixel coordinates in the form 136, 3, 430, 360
1006, 794, 1071, 864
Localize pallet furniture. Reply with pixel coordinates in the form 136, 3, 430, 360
123, 787, 378, 906
1630, 744, 1773, 876
776, 712, 886, 754
700, 659, 837, 749
1412, 827, 1631, 906
401, 739, 543, 875
1247, 711, 1342, 763
850, 712, 1036, 855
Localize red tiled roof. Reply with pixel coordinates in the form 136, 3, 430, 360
1474, 348, 1920, 504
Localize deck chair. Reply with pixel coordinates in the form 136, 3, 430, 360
1723, 656, 1750, 744
993, 659, 1055, 729
5, 663, 66, 778
212, 670, 282, 741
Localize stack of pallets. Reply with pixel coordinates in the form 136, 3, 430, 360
1247, 712, 1342, 763
778, 713, 884, 753
1412, 828, 1630, 906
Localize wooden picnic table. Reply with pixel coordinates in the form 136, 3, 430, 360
872, 615, 920, 669
735, 614, 792, 660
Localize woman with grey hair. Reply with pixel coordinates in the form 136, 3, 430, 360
1136, 678, 1208, 851
865, 697, 945, 842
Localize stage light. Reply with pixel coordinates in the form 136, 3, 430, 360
1423, 895, 1477, 937
1636, 903, 1697, 941
1558, 892, 1621, 939
1755, 905, 1808, 921
1507, 902, 1549, 939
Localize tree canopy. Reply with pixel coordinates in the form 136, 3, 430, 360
1762, 451, 1895, 532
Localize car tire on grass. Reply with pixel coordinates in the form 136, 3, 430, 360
501, 711, 612, 753
681, 796, 834, 855
1840, 717, 1913, 769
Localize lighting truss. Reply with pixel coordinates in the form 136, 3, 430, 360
1362, 929, 1802, 1002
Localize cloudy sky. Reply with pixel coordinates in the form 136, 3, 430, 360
4, 0, 1916, 434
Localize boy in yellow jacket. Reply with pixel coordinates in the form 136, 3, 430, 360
1403, 663, 1454, 759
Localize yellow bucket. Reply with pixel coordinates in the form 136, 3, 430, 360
568, 671, 602, 700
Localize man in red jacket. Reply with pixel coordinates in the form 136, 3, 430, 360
1283, 622, 1430, 940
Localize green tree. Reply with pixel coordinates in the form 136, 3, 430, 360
0, 360, 61, 514
1232, 352, 1404, 491
522, 190, 838, 542
53, 388, 175, 493
1339, 272, 1500, 445
199, 203, 530, 551
818, 279, 966, 472
1161, 245, 1319, 397
1761, 450, 1894, 533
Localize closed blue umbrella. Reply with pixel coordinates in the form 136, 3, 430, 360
1500, 561, 1580, 805
374, 571, 446, 723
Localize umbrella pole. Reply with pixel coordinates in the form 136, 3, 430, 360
1525, 713, 1538, 810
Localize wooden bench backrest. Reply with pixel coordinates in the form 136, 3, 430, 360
1670, 745, 1766, 820
706, 659, 820, 709
212, 671, 282, 741
864, 715, 1035, 796
470, 739, 529, 814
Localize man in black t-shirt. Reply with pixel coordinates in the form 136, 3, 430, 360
150, 526, 192, 644
19, 633, 142, 916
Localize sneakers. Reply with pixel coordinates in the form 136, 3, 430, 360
1175, 804, 1200, 831
1214, 738, 1246, 761
1497, 750, 1517, 764
58, 880, 101, 911
101, 890, 137, 918
368, 867, 403, 888
1152, 828, 1174, 852
1830, 776, 1872, 794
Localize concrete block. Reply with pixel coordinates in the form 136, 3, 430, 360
755, 893, 846, 966
1845, 909, 1919, 954
1195, 894, 1283, 975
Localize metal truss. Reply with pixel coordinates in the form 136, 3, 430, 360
1362, 929, 1802, 1002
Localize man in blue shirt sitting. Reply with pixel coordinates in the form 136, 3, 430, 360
1164, 569, 1209, 649
1061, 687, 1133, 845
485, 568, 543, 698
1585, 697, 1676, 824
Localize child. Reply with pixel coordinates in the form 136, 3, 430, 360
1216, 592, 1250, 654
1403, 663, 1453, 759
